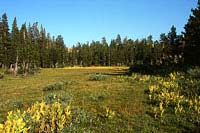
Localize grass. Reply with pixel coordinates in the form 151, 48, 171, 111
0, 66, 191, 132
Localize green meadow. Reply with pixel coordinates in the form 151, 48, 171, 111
1, 67, 199, 132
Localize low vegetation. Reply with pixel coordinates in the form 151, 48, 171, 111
145, 72, 200, 131
89, 73, 107, 81
0, 0, 200, 132
0, 72, 3, 79
0, 67, 199, 132
43, 82, 66, 91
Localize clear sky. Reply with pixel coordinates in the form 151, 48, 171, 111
0, 0, 198, 47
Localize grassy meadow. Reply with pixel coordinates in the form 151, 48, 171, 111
0, 67, 199, 132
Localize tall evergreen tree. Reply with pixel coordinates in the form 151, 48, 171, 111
32, 22, 40, 67
0, 17, 3, 67
116, 34, 124, 65
168, 25, 178, 61
19, 23, 28, 75
110, 40, 117, 66
184, 1, 200, 65
39, 25, 47, 67
11, 17, 20, 75
56, 35, 65, 67
27, 23, 36, 69
160, 33, 169, 63
49, 36, 58, 68
101, 37, 108, 66
1, 13, 11, 69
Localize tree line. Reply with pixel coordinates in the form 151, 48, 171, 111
68, 28, 183, 67
0, 13, 66, 75
0, 1, 200, 75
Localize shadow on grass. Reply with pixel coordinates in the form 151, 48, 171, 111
101, 68, 130, 76
129, 64, 189, 77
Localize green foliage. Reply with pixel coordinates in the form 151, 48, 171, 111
9, 99, 24, 109
146, 72, 200, 131
0, 100, 117, 132
2, 67, 200, 132
0, 13, 67, 76
187, 66, 200, 79
43, 82, 66, 91
0, 101, 71, 132
89, 73, 107, 81
44, 93, 72, 104
184, 2, 200, 65
0, 72, 3, 79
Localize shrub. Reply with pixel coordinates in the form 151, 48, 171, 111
146, 72, 200, 130
187, 67, 200, 79
43, 82, 65, 91
0, 72, 3, 79
89, 73, 107, 81
9, 100, 24, 109
44, 93, 72, 104
0, 101, 71, 133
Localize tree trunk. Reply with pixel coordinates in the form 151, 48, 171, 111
14, 55, 18, 76
24, 63, 29, 76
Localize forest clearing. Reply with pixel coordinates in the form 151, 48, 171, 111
0, 67, 200, 132
0, 0, 200, 132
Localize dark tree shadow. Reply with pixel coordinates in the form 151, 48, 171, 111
129, 64, 189, 77
101, 68, 130, 76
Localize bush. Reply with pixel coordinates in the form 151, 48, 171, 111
0, 101, 71, 133
44, 93, 72, 104
89, 73, 107, 81
9, 100, 24, 109
146, 72, 200, 130
0, 73, 3, 79
43, 82, 65, 91
187, 67, 200, 79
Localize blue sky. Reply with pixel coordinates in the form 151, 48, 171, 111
0, 0, 198, 46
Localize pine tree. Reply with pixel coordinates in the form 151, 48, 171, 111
90, 41, 99, 65
101, 37, 108, 66
0, 17, 3, 67
116, 34, 124, 65
56, 35, 65, 67
11, 17, 20, 75
38, 25, 47, 68
49, 36, 58, 68
19, 23, 28, 75
168, 25, 178, 62
183, 1, 200, 65
46, 33, 52, 67
123, 37, 129, 65
32, 22, 40, 67
160, 33, 170, 64
81, 43, 91, 66
110, 40, 117, 66
145, 35, 153, 64
27, 23, 36, 69
76, 43, 82, 65
1, 13, 11, 69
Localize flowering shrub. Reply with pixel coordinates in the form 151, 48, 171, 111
0, 101, 71, 132
147, 72, 200, 126
0, 110, 29, 133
